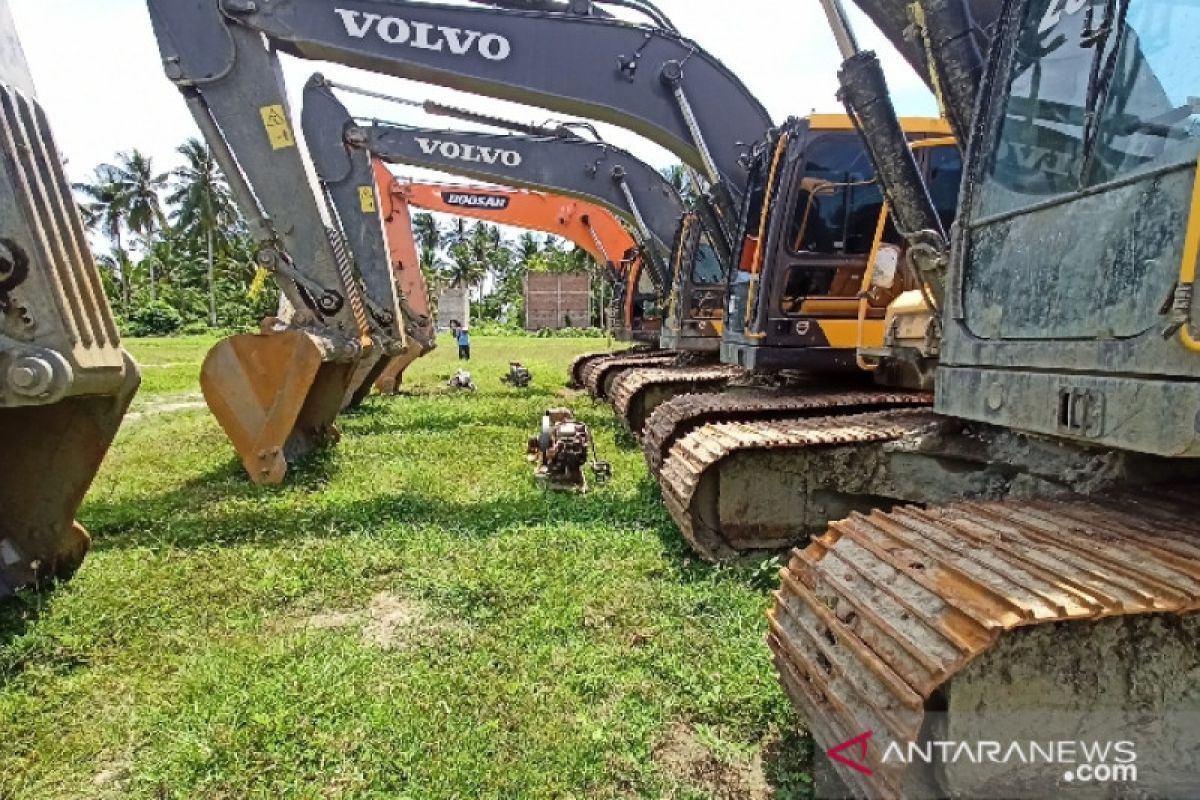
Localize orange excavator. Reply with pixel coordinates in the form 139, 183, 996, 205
368, 160, 656, 393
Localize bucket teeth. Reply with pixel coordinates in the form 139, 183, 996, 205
0, 354, 139, 596
200, 329, 358, 485
768, 492, 1200, 798
608, 365, 742, 434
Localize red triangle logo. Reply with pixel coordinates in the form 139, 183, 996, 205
827, 731, 874, 776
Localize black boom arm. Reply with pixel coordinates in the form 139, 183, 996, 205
301, 77, 682, 292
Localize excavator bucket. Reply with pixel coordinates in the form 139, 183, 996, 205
1, 376, 138, 593
200, 328, 358, 485
0, 73, 140, 595
342, 349, 393, 409
374, 347, 425, 394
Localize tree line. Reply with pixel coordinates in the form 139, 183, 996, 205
74, 141, 693, 335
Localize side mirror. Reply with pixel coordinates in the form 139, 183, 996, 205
871, 244, 902, 290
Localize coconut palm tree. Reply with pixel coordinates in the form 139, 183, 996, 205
106, 149, 170, 300
660, 163, 698, 206
444, 241, 488, 299
75, 165, 131, 309
516, 231, 541, 265
169, 138, 238, 325
443, 217, 471, 250
412, 212, 442, 253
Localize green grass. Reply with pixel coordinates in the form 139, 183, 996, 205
0, 334, 811, 799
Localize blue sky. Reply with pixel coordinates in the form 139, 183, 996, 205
11, 0, 936, 187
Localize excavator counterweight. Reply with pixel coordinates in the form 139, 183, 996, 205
0, 13, 140, 594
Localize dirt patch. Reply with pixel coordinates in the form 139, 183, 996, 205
92, 760, 131, 794
654, 723, 770, 800
124, 393, 206, 424
361, 592, 424, 649
297, 592, 429, 650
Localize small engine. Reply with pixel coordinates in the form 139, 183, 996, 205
527, 408, 612, 491
448, 369, 476, 391
501, 361, 532, 388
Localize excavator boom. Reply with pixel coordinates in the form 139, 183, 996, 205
302, 75, 682, 293
399, 180, 636, 272
155, 0, 770, 194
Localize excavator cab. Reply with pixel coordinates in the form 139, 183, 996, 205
658, 211, 726, 352
620, 250, 662, 344
0, 69, 140, 594
722, 115, 953, 371
939, 0, 1200, 457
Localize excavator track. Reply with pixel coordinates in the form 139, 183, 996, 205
769, 491, 1200, 799
582, 351, 677, 399
608, 365, 744, 434
643, 389, 933, 472
659, 408, 944, 561
568, 346, 656, 388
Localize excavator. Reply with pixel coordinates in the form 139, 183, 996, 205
298, 74, 691, 390
145, 0, 767, 482
613, 116, 956, 438
368, 163, 661, 391
762, 0, 1200, 796
387, 172, 655, 332
0, 2, 140, 596
646, 128, 962, 556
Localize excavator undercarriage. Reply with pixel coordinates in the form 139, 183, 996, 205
771, 490, 1200, 798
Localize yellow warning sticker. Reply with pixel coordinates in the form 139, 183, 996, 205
358, 186, 377, 214
248, 266, 269, 299
259, 105, 295, 150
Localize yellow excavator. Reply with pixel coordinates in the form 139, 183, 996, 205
0, 2, 140, 596
763, 0, 1200, 796
646, 130, 960, 560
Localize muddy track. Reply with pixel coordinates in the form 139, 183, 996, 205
769, 490, 1200, 798
608, 365, 743, 434
642, 389, 933, 472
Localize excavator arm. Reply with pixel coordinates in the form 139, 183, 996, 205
368, 160, 434, 394
397, 180, 637, 277
147, 0, 769, 196
0, 1, 140, 594
800, 0, 1002, 311
302, 75, 681, 294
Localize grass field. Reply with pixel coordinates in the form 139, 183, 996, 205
0, 334, 811, 799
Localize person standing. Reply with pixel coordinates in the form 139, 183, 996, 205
451, 321, 471, 361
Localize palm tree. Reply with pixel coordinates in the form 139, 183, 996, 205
517, 232, 541, 265
412, 212, 442, 253
169, 138, 237, 325
419, 242, 446, 311
75, 165, 130, 309
443, 217, 471, 250
660, 164, 698, 206
444, 241, 488, 298
107, 150, 170, 300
